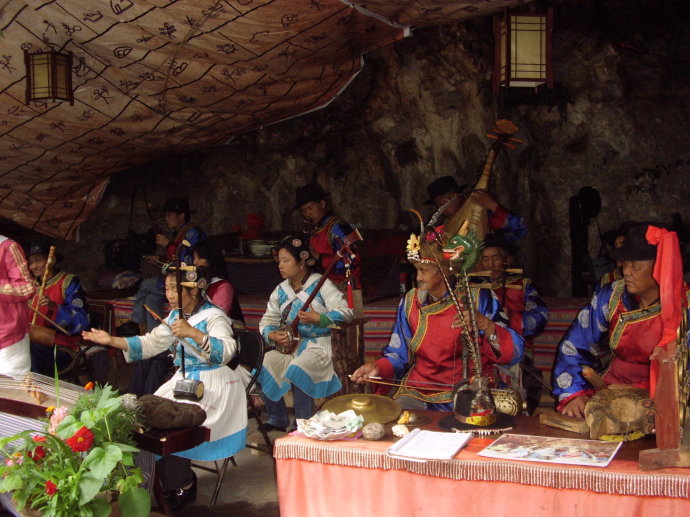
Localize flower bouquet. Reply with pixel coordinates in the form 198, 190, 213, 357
0, 385, 150, 517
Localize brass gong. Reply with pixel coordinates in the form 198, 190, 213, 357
321, 394, 402, 424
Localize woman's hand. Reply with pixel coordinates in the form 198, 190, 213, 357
561, 395, 590, 419
297, 309, 320, 325
350, 363, 380, 385
268, 330, 292, 347
171, 319, 198, 339
82, 329, 113, 347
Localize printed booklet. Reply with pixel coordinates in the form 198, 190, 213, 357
477, 433, 623, 467
386, 428, 473, 462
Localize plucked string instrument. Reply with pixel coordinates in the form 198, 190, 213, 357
275, 229, 363, 354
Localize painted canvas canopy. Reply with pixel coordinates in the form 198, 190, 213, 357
0, 0, 517, 238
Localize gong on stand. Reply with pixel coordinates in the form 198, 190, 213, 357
321, 394, 402, 424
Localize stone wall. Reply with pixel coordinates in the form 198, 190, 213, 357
47, 0, 689, 296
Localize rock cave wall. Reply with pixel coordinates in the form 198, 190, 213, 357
57, 0, 690, 297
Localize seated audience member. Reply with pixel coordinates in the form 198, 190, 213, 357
470, 234, 549, 413
27, 243, 89, 376
351, 229, 524, 411
83, 265, 247, 511
294, 182, 360, 288
552, 224, 690, 418
0, 235, 35, 377
258, 236, 353, 432
425, 175, 526, 242
193, 241, 245, 327
128, 196, 206, 396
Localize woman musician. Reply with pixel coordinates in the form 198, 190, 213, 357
27, 243, 89, 376
257, 236, 353, 432
83, 265, 247, 511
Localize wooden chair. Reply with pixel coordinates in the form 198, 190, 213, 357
192, 328, 274, 506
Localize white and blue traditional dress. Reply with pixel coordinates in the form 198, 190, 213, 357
552, 279, 690, 411
123, 300, 247, 461
258, 272, 353, 425
372, 286, 524, 411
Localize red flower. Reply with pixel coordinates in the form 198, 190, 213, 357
84, 382, 95, 391
28, 446, 45, 461
45, 480, 57, 496
65, 427, 94, 452
32, 435, 46, 443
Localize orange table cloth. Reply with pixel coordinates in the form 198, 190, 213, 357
275, 429, 690, 517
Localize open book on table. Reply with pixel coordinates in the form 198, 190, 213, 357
386, 428, 473, 462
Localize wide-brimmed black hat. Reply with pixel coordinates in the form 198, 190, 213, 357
425, 176, 469, 205
602, 221, 640, 247
159, 197, 195, 214
482, 233, 518, 257
438, 379, 513, 434
27, 242, 64, 264
609, 224, 657, 262
293, 183, 328, 210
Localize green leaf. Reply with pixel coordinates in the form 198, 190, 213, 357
0, 474, 24, 491
87, 497, 112, 517
118, 486, 151, 517
79, 474, 104, 504
82, 445, 122, 479
112, 442, 139, 453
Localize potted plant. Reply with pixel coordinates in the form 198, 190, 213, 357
0, 385, 150, 517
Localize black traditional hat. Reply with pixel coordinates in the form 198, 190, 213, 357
609, 224, 658, 262
482, 233, 518, 257
293, 183, 328, 210
438, 378, 513, 434
424, 176, 469, 205
27, 242, 64, 264
602, 220, 640, 247
160, 197, 195, 214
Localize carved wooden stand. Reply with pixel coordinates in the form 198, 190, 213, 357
330, 318, 369, 397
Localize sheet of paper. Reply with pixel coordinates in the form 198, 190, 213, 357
386, 428, 473, 461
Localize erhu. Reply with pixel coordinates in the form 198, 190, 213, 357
169, 241, 207, 402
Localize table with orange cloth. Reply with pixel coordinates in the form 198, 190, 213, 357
274, 414, 690, 517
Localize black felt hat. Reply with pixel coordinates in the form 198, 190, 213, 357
602, 221, 640, 247
160, 197, 195, 214
425, 176, 469, 205
482, 233, 518, 257
438, 379, 513, 434
293, 183, 328, 210
609, 224, 658, 262
27, 242, 64, 264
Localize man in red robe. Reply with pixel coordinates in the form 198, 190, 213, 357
294, 183, 360, 288
553, 224, 690, 418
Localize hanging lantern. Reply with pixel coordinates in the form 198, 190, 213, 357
24, 49, 74, 105
493, 8, 553, 93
